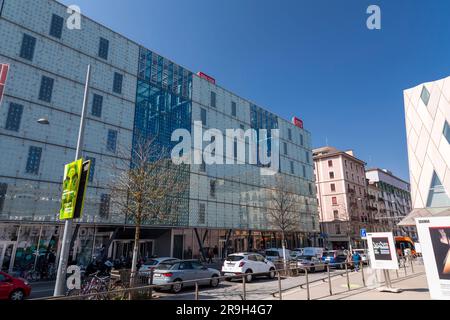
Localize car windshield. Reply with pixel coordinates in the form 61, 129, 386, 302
323, 252, 335, 257
226, 255, 244, 262
265, 251, 279, 256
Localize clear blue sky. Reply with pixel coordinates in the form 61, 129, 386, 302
61, 0, 450, 181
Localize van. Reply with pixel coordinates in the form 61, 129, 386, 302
264, 248, 292, 262
302, 247, 324, 258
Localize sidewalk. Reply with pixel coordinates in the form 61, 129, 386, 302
267, 264, 430, 300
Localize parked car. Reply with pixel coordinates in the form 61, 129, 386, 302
291, 248, 304, 256
302, 247, 325, 258
321, 250, 345, 264
0, 271, 32, 300
330, 255, 355, 270
352, 249, 369, 264
221, 253, 276, 282
264, 248, 292, 262
152, 260, 220, 293
295, 256, 326, 273
138, 257, 180, 276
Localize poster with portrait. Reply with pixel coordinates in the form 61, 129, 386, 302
367, 232, 399, 270
416, 217, 450, 300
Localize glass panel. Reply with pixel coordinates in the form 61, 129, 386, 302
444, 121, 450, 144
420, 86, 430, 106
426, 172, 450, 208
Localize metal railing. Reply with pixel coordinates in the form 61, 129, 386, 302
36, 258, 422, 301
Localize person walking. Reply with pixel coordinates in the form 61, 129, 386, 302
207, 248, 214, 264
352, 251, 361, 272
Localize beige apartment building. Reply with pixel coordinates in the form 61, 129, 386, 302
313, 146, 373, 250
366, 168, 416, 239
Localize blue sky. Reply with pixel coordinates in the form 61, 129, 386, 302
61, 0, 450, 181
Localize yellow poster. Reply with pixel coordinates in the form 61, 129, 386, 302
59, 159, 83, 220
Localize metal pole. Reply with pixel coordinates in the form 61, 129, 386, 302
384, 269, 392, 288
54, 65, 91, 297
242, 274, 247, 300
361, 261, 365, 287
33, 224, 43, 272
195, 282, 199, 300
277, 271, 282, 300
305, 268, 310, 300
403, 258, 407, 276
345, 263, 350, 291
327, 264, 332, 296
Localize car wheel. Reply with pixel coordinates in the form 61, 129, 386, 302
172, 280, 183, 294
224, 277, 232, 282
10, 289, 25, 301
310, 266, 316, 273
210, 275, 220, 288
245, 270, 253, 283
268, 268, 276, 279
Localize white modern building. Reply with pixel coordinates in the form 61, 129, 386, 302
400, 76, 450, 227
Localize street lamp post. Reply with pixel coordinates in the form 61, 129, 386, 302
52, 65, 91, 297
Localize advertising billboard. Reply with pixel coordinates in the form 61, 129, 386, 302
197, 72, 216, 84
59, 159, 91, 220
416, 217, 450, 300
0, 64, 9, 105
367, 232, 399, 270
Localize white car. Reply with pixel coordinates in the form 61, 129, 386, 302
221, 253, 276, 283
138, 257, 180, 276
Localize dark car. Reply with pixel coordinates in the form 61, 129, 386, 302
330, 255, 355, 270
0, 271, 32, 300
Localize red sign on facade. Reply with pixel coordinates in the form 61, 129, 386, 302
197, 72, 216, 84
292, 116, 304, 129
0, 64, 9, 105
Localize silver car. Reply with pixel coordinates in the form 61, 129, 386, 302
152, 260, 221, 293
296, 256, 327, 272
138, 257, 180, 276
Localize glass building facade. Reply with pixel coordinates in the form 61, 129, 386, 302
0, 0, 319, 273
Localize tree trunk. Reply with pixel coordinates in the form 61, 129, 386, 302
130, 222, 141, 289
281, 232, 288, 273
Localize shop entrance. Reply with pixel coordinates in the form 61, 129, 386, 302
0, 241, 16, 273
111, 240, 154, 261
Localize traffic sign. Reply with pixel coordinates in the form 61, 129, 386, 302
360, 228, 367, 239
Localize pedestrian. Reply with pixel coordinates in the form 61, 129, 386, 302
352, 251, 361, 272
207, 248, 214, 264
213, 245, 219, 258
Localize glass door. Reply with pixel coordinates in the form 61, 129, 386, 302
0, 242, 16, 273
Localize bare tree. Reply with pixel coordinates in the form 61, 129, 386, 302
109, 138, 189, 287
266, 175, 301, 267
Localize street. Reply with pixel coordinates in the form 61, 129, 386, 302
155, 268, 347, 300
29, 281, 56, 300
28, 268, 348, 300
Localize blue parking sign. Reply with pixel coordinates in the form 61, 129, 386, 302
360, 229, 367, 238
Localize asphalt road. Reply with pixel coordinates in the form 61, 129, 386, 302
28, 267, 351, 300
28, 281, 57, 299
155, 268, 346, 300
